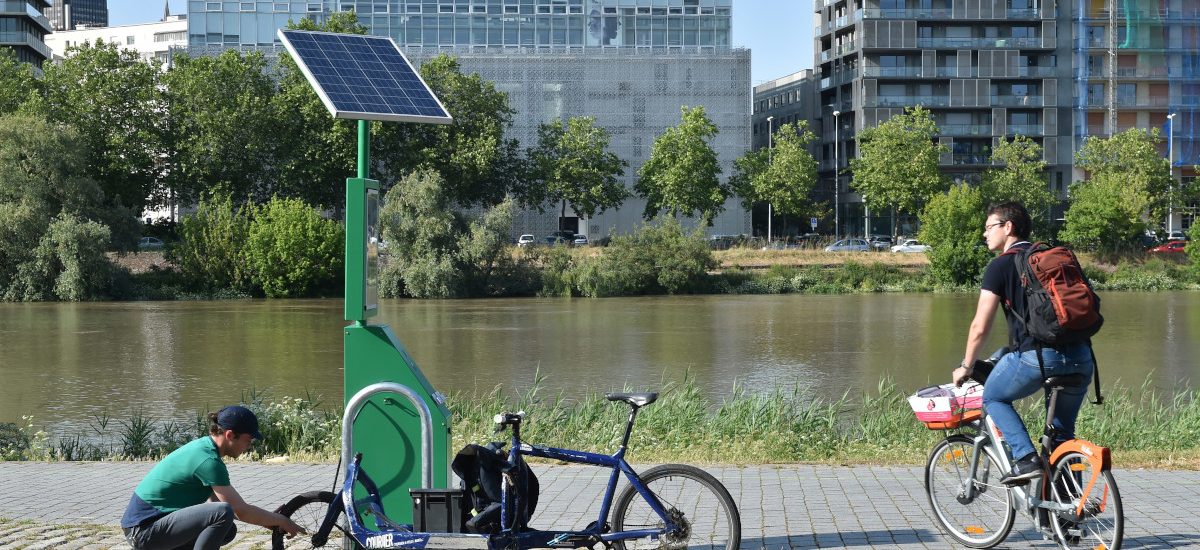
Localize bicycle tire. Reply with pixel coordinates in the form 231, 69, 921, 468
272, 491, 345, 550
610, 464, 740, 550
1047, 452, 1123, 550
925, 435, 1015, 548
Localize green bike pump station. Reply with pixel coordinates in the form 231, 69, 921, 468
277, 29, 456, 524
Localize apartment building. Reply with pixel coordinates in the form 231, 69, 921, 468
45, 0, 108, 31
1, 0, 51, 69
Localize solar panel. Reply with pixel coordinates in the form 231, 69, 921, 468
277, 30, 453, 125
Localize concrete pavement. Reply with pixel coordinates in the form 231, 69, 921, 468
0, 461, 1197, 548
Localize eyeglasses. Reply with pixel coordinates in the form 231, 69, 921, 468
984, 221, 1006, 232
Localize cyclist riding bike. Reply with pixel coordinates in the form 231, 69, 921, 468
951, 202, 1096, 486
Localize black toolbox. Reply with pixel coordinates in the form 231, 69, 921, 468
410, 488, 470, 533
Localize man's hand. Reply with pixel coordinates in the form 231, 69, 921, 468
952, 364, 973, 387
278, 517, 305, 538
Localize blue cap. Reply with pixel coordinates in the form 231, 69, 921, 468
217, 405, 262, 440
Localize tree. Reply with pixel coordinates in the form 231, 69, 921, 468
169, 194, 253, 293
731, 121, 820, 220
0, 50, 37, 115
378, 170, 462, 298
848, 106, 948, 218
0, 113, 113, 301
1060, 129, 1170, 256
979, 135, 1056, 238
245, 197, 344, 298
635, 105, 727, 226
28, 41, 164, 222
527, 116, 628, 229
161, 50, 278, 206
918, 183, 993, 286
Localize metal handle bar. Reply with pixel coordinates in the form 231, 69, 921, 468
341, 382, 434, 489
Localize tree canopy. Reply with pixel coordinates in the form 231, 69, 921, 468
848, 106, 948, 216
1060, 129, 1170, 256
25, 41, 164, 224
527, 116, 628, 224
731, 121, 820, 219
635, 105, 728, 226
979, 135, 1056, 238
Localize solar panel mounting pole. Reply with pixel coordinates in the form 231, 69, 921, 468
277, 29, 455, 523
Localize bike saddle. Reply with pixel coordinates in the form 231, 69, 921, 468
606, 392, 657, 408
1043, 374, 1086, 389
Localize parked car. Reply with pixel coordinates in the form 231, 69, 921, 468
1149, 240, 1187, 254
824, 238, 870, 252
890, 239, 930, 253
868, 235, 893, 250
543, 235, 571, 246
517, 234, 535, 247
1165, 230, 1189, 241
137, 236, 164, 250
572, 234, 589, 246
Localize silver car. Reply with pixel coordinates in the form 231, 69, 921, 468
890, 239, 930, 253
824, 238, 870, 252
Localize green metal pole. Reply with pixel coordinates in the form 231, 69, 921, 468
357, 120, 370, 179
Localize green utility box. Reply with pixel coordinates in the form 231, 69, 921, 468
343, 176, 453, 525
344, 324, 453, 524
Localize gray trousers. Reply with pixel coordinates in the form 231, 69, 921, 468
124, 502, 238, 550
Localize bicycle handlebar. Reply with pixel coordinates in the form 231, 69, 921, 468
493, 411, 526, 433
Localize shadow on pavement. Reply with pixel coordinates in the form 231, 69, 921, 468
1123, 533, 1200, 549
746, 528, 942, 549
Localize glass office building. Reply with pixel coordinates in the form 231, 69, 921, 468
185, 0, 749, 238
1, 0, 51, 68
45, 0, 108, 31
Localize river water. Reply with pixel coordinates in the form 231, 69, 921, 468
1, 292, 1197, 433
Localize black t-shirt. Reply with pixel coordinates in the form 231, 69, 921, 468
980, 242, 1036, 351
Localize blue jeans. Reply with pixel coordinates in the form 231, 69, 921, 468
982, 344, 1094, 461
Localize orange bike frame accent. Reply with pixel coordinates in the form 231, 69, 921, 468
1047, 439, 1112, 518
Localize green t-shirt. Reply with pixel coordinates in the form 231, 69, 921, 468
132, 436, 230, 514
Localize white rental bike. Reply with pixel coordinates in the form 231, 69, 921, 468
923, 352, 1123, 549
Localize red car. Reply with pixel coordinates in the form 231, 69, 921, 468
1149, 240, 1188, 254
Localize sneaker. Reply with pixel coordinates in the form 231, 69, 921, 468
1001, 453, 1043, 486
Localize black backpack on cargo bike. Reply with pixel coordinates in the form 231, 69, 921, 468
451, 442, 540, 535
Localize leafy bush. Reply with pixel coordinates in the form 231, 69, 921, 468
170, 194, 252, 292
919, 183, 992, 286
574, 219, 716, 297
536, 245, 577, 297
379, 170, 462, 298
245, 196, 344, 298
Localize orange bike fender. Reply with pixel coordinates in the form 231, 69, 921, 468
1048, 439, 1112, 518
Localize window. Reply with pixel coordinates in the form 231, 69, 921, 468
407, 4, 422, 12
126, 35, 135, 44
308, 3, 322, 12
274, 3, 288, 12
240, 2, 254, 12
206, 2, 221, 11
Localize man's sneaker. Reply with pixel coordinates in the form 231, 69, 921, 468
1001, 454, 1043, 486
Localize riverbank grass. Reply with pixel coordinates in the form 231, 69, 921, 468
5, 374, 1199, 469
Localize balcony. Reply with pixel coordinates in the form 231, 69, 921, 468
1006, 124, 1044, 136
938, 124, 992, 136
993, 95, 1044, 107
862, 66, 921, 77
936, 66, 971, 77
866, 95, 950, 107
916, 37, 1044, 48
1015, 66, 1058, 77
946, 154, 992, 165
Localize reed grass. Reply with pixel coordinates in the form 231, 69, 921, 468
4, 375, 1198, 468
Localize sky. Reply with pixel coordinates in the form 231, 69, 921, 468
107, 0, 813, 85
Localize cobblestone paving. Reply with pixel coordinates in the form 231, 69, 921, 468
1, 462, 1197, 548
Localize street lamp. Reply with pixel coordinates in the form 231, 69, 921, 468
832, 110, 841, 239
766, 115, 774, 244
1167, 112, 1176, 236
